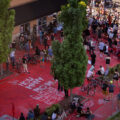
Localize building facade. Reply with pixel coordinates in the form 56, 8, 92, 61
10, 0, 67, 41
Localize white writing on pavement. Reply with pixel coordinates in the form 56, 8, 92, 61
9, 77, 64, 105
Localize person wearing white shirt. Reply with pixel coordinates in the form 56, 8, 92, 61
107, 27, 111, 35
108, 31, 113, 47
89, 17, 93, 26
99, 41, 104, 51
87, 67, 94, 80
100, 66, 105, 75
99, 41, 104, 57
10, 50, 15, 58
52, 111, 57, 120
97, 66, 105, 75
109, 32, 114, 39
104, 43, 109, 55
10, 50, 15, 68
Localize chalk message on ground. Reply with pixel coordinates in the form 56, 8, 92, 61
9, 77, 64, 105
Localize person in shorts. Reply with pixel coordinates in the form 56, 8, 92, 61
102, 81, 109, 101
108, 80, 114, 100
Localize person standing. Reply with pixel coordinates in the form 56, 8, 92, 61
87, 67, 95, 81
64, 88, 68, 97
34, 104, 40, 120
105, 54, 111, 68
22, 56, 29, 73
39, 29, 43, 44
48, 46, 53, 61
52, 110, 57, 120
104, 42, 109, 55
85, 107, 95, 120
43, 34, 48, 50
25, 40, 30, 53
10, 50, 15, 69
27, 110, 34, 120
102, 81, 109, 101
51, 33, 55, 41
35, 46, 40, 56
99, 40, 104, 57
108, 80, 115, 100
91, 51, 96, 66
19, 113, 25, 120
108, 30, 114, 48
97, 65, 105, 75
41, 112, 48, 120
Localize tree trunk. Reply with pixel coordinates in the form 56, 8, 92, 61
0, 63, 3, 75
6, 61, 9, 72
70, 89, 73, 102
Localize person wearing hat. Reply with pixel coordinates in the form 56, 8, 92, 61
108, 80, 115, 100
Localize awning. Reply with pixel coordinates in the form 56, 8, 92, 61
10, 0, 67, 26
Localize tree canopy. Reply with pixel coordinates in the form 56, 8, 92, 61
0, 0, 15, 64
51, 0, 88, 90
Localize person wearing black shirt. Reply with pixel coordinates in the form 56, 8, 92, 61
35, 46, 40, 56
51, 33, 54, 41
43, 34, 48, 49
85, 107, 94, 119
19, 113, 25, 120
41, 112, 48, 120
77, 104, 85, 117
34, 105, 40, 119
91, 51, 96, 65
105, 54, 111, 67
102, 81, 109, 101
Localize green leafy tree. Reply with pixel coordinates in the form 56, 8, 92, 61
51, 0, 88, 97
0, 0, 15, 75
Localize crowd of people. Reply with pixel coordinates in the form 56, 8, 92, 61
7, 0, 120, 119
70, 97, 95, 119
84, 4, 120, 103
19, 104, 68, 120
8, 19, 64, 74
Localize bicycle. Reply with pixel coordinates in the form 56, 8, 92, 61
25, 54, 37, 64
80, 81, 96, 96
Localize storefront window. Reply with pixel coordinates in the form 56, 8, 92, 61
38, 16, 46, 27
20, 23, 30, 35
